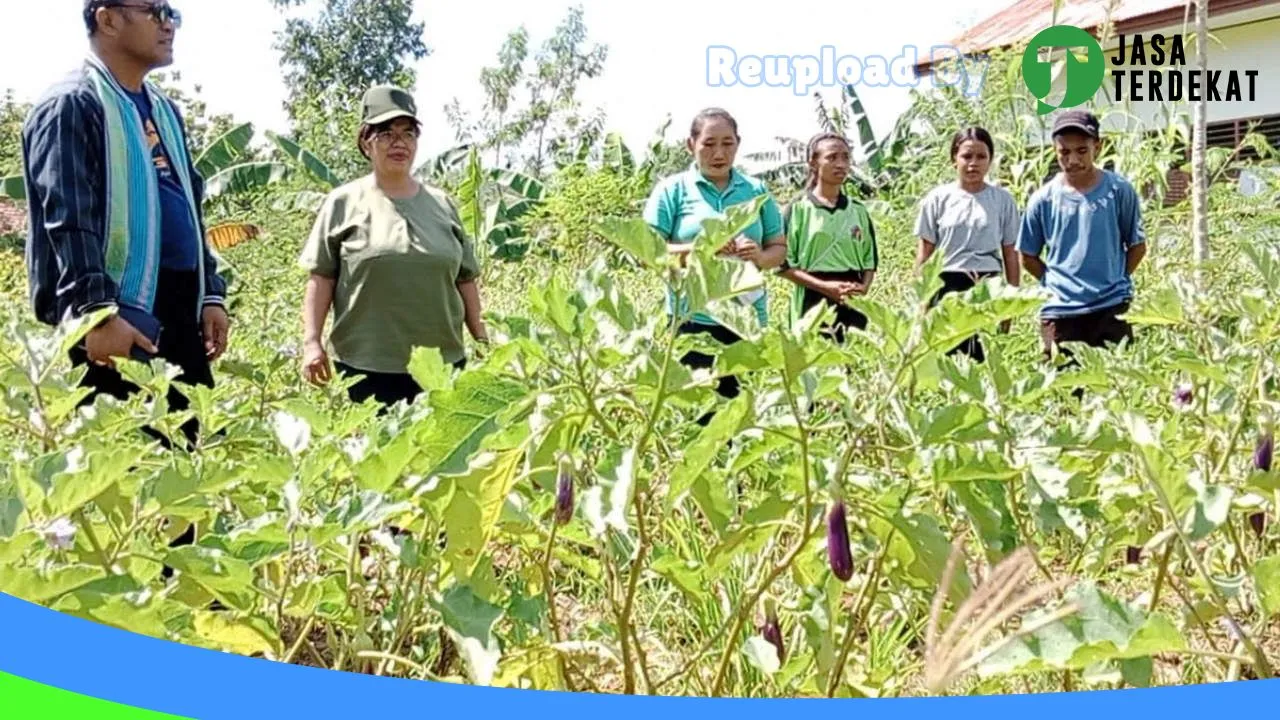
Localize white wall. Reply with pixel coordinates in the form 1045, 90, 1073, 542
1093, 14, 1280, 134
916, 8, 1280, 142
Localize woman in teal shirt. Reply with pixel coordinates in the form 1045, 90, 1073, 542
643, 107, 786, 420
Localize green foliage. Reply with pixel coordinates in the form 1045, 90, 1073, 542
523, 163, 648, 266
0, 89, 31, 177
4, 34, 1280, 702
447, 5, 608, 178
270, 0, 430, 180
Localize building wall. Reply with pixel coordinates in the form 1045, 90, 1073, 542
1092, 15, 1280, 132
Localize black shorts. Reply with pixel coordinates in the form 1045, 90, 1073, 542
1040, 301, 1133, 360
930, 270, 999, 362
799, 270, 868, 343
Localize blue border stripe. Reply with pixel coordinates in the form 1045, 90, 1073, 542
0, 592, 1276, 718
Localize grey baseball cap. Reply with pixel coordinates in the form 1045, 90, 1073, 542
360, 85, 419, 126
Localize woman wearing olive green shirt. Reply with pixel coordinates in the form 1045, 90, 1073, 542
298, 85, 489, 407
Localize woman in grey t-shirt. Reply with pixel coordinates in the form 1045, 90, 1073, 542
913, 127, 1021, 361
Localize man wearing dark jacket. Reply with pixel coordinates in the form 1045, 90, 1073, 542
21, 0, 230, 449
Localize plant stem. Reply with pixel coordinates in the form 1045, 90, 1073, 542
619, 325, 680, 694
1139, 452, 1274, 677
825, 541, 891, 697
74, 509, 114, 575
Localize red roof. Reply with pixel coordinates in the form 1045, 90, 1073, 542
915, 0, 1280, 73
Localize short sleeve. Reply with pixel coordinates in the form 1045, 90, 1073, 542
760, 192, 784, 240
914, 191, 938, 243
864, 210, 880, 271
784, 203, 799, 265
1118, 179, 1145, 249
1001, 193, 1020, 247
642, 181, 676, 240
298, 193, 340, 277
1015, 194, 1045, 256
447, 195, 481, 282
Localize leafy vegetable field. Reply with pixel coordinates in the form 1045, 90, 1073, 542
2, 53, 1280, 699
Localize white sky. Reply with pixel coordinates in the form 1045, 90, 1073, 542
0, 0, 1014, 164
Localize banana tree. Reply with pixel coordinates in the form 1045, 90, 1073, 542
453, 146, 546, 261
747, 83, 917, 197
0, 122, 289, 250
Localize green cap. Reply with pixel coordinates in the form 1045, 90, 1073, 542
360, 85, 418, 126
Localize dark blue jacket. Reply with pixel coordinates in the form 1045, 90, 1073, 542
20, 61, 227, 327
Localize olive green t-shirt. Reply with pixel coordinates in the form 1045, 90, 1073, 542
298, 175, 481, 372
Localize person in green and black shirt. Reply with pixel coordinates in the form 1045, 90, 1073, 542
779, 133, 879, 344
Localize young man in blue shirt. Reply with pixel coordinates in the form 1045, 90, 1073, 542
21, 1, 230, 448
1017, 110, 1147, 362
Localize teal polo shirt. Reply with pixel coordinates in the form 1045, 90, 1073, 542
642, 165, 784, 327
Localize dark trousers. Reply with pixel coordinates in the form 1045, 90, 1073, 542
929, 270, 998, 362
70, 269, 214, 450
1040, 301, 1134, 364
336, 358, 465, 410
676, 321, 742, 427
69, 269, 213, 577
799, 270, 869, 344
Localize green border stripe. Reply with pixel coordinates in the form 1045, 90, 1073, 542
0, 671, 193, 719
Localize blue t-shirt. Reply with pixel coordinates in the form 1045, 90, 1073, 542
642, 166, 784, 327
1016, 169, 1145, 318
125, 89, 199, 271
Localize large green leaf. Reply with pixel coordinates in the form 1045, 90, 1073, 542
601, 132, 635, 175
978, 583, 1187, 677
487, 168, 545, 201
203, 162, 290, 199
266, 131, 343, 189
0, 175, 25, 200
194, 122, 255, 177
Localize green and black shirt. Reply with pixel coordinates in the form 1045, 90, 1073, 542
782, 190, 879, 324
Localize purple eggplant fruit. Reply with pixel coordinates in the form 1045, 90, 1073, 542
1125, 546, 1142, 565
827, 500, 853, 582
1255, 432, 1273, 473
761, 597, 785, 663
1249, 512, 1266, 537
554, 458, 574, 526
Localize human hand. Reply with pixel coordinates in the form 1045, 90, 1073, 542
733, 238, 762, 264
202, 305, 230, 361
85, 315, 157, 368
301, 339, 332, 386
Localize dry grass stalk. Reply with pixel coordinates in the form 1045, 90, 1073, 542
924, 535, 1080, 694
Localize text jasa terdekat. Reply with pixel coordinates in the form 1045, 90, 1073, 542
1109, 34, 1259, 103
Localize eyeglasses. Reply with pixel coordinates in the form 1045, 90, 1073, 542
373, 129, 420, 145
92, 2, 183, 29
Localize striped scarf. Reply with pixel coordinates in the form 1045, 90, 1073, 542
85, 54, 202, 315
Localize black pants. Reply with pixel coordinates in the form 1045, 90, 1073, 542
70, 269, 214, 450
799, 270, 869, 344
676, 321, 742, 427
1040, 301, 1134, 364
929, 270, 997, 362
69, 269, 213, 578
336, 358, 465, 410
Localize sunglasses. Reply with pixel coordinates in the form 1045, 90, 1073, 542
90, 2, 183, 28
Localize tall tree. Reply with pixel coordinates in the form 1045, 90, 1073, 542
516, 5, 607, 177
269, 0, 430, 179
1190, 0, 1211, 268
445, 7, 607, 176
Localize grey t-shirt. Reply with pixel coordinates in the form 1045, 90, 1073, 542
913, 182, 1021, 274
